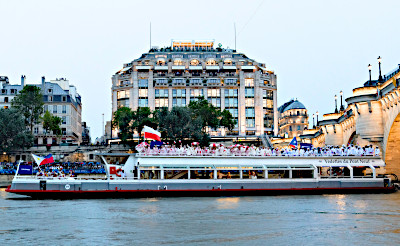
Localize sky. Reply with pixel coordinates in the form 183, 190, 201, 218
1, 0, 399, 140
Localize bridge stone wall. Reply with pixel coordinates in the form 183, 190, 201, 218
309, 67, 400, 174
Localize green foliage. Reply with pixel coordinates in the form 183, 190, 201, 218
220, 109, 237, 131
41, 111, 62, 135
112, 107, 135, 144
156, 107, 203, 142
188, 97, 220, 130
0, 108, 34, 152
113, 98, 235, 146
11, 85, 44, 133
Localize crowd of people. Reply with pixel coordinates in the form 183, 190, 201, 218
0, 162, 105, 175
135, 142, 381, 157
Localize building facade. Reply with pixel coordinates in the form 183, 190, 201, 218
0, 76, 82, 145
111, 40, 278, 139
278, 99, 308, 138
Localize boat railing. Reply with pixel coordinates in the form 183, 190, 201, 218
135, 153, 381, 157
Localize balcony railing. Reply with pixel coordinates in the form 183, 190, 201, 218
207, 78, 221, 86
190, 79, 203, 86
172, 78, 186, 86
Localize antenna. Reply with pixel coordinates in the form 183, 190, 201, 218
234, 22, 237, 50
149, 22, 152, 49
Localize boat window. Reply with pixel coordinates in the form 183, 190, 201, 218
104, 156, 129, 165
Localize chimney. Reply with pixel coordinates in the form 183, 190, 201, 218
41, 76, 45, 86
21, 75, 25, 87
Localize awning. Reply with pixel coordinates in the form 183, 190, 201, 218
206, 66, 219, 70
136, 65, 152, 70
223, 66, 236, 70
189, 66, 203, 70
154, 66, 169, 70
241, 65, 256, 70
172, 66, 186, 70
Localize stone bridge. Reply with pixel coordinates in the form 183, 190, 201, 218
303, 66, 400, 174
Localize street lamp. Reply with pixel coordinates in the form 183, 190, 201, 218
368, 64, 372, 83
378, 56, 382, 82
334, 95, 338, 113
340, 90, 344, 111
312, 114, 315, 128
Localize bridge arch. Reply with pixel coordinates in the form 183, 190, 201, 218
383, 100, 400, 175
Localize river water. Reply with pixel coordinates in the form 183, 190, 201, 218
1, 189, 400, 245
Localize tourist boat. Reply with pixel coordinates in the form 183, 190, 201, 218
5, 153, 397, 198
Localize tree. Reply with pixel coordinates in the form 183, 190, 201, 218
11, 85, 44, 133
0, 108, 34, 152
220, 109, 237, 131
188, 97, 220, 131
156, 107, 203, 142
112, 107, 135, 144
133, 107, 157, 135
41, 111, 62, 135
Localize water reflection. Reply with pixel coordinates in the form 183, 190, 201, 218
216, 197, 240, 209
1, 191, 400, 244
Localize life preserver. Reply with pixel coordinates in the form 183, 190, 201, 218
65, 184, 70, 190
115, 168, 122, 177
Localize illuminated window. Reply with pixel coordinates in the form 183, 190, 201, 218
245, 78, 254, 87
190, 89, 203, 97
155, 98, 168, 107
190, 59, 199, 66
138, 89, 148, 97
263, 99, 273, 109
173, 59, 183, 66
207, 89, 220, 97
117, 90, 129, 99
245, 98, 254, 107
206, 59, 216, 65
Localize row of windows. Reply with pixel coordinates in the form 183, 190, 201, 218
1, 89, 17, 94
117, 88, 273, 100
44, 105, 68, 114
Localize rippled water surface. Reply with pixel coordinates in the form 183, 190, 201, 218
1, 189, 400, 245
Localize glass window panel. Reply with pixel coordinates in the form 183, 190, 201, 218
245, 78, 254, 87
245, 98, 254, 107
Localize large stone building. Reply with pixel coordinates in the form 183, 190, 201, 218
111, 40, 278, 140
0, 76, 82, 145
277, 99, 309, 138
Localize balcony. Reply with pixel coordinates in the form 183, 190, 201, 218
224, 78, 238, 86
207, 78, 221, 86
154, 72, 167, 78
154, 79, 168, 87
172, 78, 186, 86
190, 78, 203, 86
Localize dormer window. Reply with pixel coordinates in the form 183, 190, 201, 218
190, 59, 200, 66
206, 59, 216, 65
173, 59, 183, 66
62, 96, 67, 102
48, 96, 53, 102
1, 89, 6, 94
48, 89, 53, 94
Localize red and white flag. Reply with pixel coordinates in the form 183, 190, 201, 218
142, 126, 161, 141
